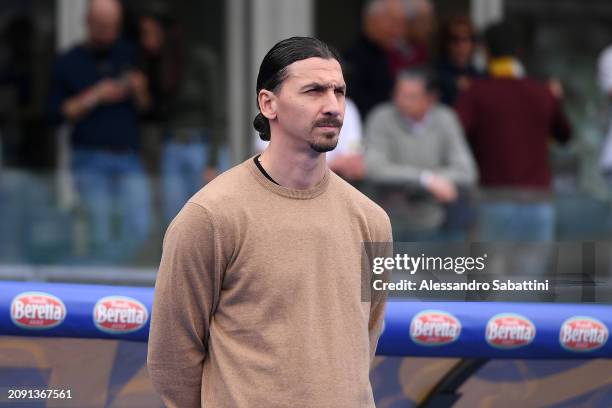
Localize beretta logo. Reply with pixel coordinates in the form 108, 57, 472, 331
486, 313, 536, 349
410, 310, 461, 346
11, 291, 66, 330
93, 296, 149, 334
559, 316, 608, 352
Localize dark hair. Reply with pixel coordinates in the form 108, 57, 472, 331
438, 15, 475, 56
253, 36, 342, 141
483, 21, 522, 58
396, 68, 439, 94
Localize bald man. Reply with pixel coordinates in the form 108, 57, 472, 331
48, 0, 152, 259
87, 0, 124, 48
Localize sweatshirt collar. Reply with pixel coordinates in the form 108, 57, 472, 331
246, 155, 330, 200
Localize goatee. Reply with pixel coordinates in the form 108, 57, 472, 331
309, 137, 339, 153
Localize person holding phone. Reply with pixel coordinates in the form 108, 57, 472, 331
48, 0, 152, 261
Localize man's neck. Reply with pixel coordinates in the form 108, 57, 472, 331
259, 138, 327, 190
401, 110, 431, 133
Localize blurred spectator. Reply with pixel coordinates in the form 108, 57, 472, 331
455, 21, 571, 242
434, 15, 481, 106
135, 11, 167, 175
47, 0, 152, 260
364, 70, 477, 241
390, 0, 435, 71
405, 0, 436, 53
326, 98, 365, 181
138, 12, 227, 224
344, 0, 408, 118
138, 12, 168, 126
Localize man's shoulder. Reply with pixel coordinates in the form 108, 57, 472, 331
345, 36, 383, 59
189, 160, 252, 210
431, 104, 460, 123
112, 39, 138, 62
344, 37, 388, 77
365, 102, 395, 125
600, 45, 612, 58
468, 77, 546, 93
330, 172, 391, 227
165, 162, 254, 241
599, 45, 612, 67
55, 45, 85, 67
54, 40, 135, 66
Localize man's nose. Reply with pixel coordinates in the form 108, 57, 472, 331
322, 90, 341, 116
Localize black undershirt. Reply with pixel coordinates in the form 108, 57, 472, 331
254, 154, 279, 185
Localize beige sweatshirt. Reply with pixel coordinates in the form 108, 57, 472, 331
147, 156, 392, 408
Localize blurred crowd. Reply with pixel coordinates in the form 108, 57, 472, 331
46, 0, 228, 261
0, 0, 228, 263
3, 0, 612, 268
340, 0, 572, 245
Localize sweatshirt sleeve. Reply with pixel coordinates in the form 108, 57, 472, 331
368, 213, 393, 363
147, 202, 223, 408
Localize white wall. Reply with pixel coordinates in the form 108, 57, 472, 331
57, 0, 88, 50
471, 0, 504, 30
226, 0, 315, 162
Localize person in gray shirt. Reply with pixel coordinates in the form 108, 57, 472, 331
364, 69, 477, 240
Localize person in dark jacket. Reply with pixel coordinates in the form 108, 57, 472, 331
434, 15, 481, 106
344, 0, 408, 118
47, 0, 152, 259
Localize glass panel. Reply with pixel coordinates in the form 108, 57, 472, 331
0, 0, 226, 277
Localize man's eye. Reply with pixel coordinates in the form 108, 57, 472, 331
335, 89, 346, 95
306, 89, 320, 93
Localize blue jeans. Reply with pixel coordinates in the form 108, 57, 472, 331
477, 201, 554, 281
477, 202, 555, 241
72, 149, 152, 260
161, 135, 230, 224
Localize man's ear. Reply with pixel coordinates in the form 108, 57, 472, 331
258, 90, 277, 120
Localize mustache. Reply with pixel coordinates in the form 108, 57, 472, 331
314, 118, 343, 128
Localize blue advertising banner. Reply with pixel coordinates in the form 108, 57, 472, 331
1, 281, 611, 358
380, 300, 612, 358
0, 281, 152, 342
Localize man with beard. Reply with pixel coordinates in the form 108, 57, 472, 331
48, 0, 151, 260
148, 37, 392, 407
